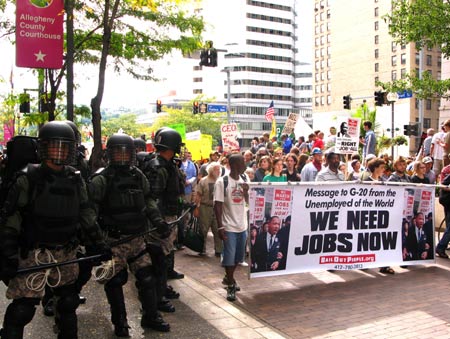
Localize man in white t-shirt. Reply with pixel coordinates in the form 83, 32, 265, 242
431, 125, 445, 180
213, 154, 248, 302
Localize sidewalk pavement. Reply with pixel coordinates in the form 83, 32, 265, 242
1, 232, 450, 338
174, 232, 450, 339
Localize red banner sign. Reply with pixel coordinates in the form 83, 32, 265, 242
16, 0, 64, 69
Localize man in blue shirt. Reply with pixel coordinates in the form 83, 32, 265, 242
362, 121, 376, 160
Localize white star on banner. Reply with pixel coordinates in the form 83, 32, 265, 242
34, 50, 46, 62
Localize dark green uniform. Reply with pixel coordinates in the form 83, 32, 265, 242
0, 163, 105, 339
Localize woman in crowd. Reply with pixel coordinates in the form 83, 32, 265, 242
410, 160, 430, 184
254, 155, 272, 182
296, 153, 309, 174
364, 158, 395, 274
283, 154, 300, 182
347, 159, 361, 181
263, 157, 287, 182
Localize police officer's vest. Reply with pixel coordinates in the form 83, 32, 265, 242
24, 164, 81, 247
97, 166, 148, 235
147, 156, 184, 216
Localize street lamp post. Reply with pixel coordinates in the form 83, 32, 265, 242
387, 92, 399, 158
225, 69, 231, 123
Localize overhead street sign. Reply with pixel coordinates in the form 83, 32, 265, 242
207, 104, 227, 113
397, 90, 413, 99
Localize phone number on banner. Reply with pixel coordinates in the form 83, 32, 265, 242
333, 264, 363, 270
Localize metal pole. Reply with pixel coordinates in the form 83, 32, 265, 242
226, 69, 231, 123
391, 102, 395, 158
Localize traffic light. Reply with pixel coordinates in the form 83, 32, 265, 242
342, 95, 351, 110
198, 41, 218, 67
19, 93, 30, 113
374, 91, 386, 106
409, 123, 419, 136
193, 101, 199, 114
156, 100, 162, 113
403, 124, 411, 135
209, 49, 217, 67
199, 49, 209, 66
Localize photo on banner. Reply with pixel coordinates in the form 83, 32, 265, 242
335, 117, 360, 154
248, 183, 435, 278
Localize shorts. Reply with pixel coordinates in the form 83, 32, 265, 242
221, 230, 247, 267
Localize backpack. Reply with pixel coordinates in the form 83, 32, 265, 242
0, 136, 39, 207
439, 174, 450, 206
222, 173, 247, 199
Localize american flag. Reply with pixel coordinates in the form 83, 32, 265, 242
265, 100, 275, 122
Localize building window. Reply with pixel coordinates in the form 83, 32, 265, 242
315, 49, 320, 58
374, 21, 379, 30
375, 35, 379, 44
401, 68, 407, 79
426, 99, 432, 110
374, 76, 379, 85
321, 96, 325, 105
438, 56, 442, 67
374, 49, 379, 58
327, 71, 331, 80
391, 42, 397, 53
375, 63, 379, 72
392, 70, 397, 81
401, 53, 406, 65
327, 95, 331, 105
327, 83, 331, 92
426, 55, 432, 66
315, 97, 320, 106
438, 71, 441, 80
315, 85, 319, 93
374, 7, 379, 17
423, 118, 431, 129
391, 55, 397, 66
415, 53, 420, 65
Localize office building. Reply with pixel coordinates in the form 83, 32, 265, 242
313, 0, 441, 154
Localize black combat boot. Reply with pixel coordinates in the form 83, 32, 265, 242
166, 251, 184, 279
138, 282, 170, 332
105, 285, 130, 337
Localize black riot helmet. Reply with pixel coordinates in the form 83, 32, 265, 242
133, 138, 147, 153
154, 127, 184, 154
38, 121, 76, 166
64, 120, 82, 146
106, 133, 136, 167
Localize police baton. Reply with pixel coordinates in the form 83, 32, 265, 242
12, 206, 194, 275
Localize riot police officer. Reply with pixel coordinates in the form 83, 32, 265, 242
0, 121, 107, 339
144, 128, 186, 303
41, 121, 91, 317
89, 133, 170, 337
133, 137, 147, 153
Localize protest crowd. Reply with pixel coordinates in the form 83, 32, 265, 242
0, 118, 449, 338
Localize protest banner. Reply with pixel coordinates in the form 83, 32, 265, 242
220, 123, 240, 153
248, 182, 435, 278
335, 117, 360, 154
282, 113, 298, 136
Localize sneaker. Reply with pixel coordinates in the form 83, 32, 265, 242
436, 249, 449, 258
226, 284, 236, 302
221, 276, 241, 291
238, 261, 249, 267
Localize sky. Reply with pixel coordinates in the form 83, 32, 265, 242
0, 38, 180, 111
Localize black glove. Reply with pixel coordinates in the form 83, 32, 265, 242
86, 243, 112, 266
97, 243, 113, 262
156, 221, 171, 239
1, 257, 18, 281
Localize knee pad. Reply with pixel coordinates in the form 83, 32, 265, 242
105, 269, 128, 289
55, 294, 80, 314
5, 298, 39, 327
135, 266, 155, 290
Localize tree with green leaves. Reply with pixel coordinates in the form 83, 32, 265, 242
0, 0, 205, 170
382, 0, 450, 99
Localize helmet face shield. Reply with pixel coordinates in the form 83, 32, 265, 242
107, 145, 136, 167
39, 139, 75, 166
